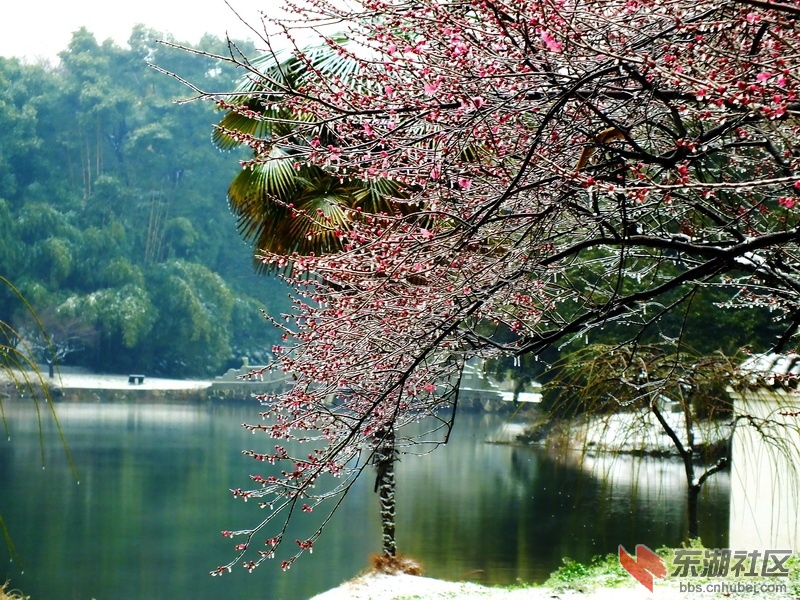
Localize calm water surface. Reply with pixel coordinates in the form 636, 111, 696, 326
0, 401, 729, 600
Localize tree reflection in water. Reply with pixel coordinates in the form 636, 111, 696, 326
0, 404, 728, 599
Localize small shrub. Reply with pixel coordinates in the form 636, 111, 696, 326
369, 553, 424, 576
546, 553, 631, 591
0, 581, 28, 600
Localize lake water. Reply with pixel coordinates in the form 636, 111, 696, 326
0, 401, 729, 600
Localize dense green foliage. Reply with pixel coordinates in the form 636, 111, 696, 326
0, 27, 286, 376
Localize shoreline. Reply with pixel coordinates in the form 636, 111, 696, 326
1, 367, 536, 411
1, 367, 275, 403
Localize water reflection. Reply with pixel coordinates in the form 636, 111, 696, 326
395, 413, 728, 585
0, 403, 728, 599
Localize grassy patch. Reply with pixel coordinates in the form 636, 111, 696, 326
545, 541, 800, 597
545, 552, 633, 591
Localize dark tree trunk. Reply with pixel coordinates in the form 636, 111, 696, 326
687, 483, 700, 540
373, 426, 397, 557
651, 401, 703, 541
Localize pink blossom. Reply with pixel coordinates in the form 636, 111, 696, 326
756, 72, 771, 83
423, 80, 440, 96
541, 30, 563, 52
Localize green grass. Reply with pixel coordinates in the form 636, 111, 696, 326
545, 552, 633, 591
545, 541, 800, 597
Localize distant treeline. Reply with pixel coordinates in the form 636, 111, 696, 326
0, 26, 286, 376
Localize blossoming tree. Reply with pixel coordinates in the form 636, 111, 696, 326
180, 0, 800, 574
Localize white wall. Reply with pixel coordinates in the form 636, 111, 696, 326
729, 390, 800, 551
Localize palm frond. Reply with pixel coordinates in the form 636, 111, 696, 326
283, 180, 355, 251
351, 178, 411, 213
228, 149, 299, 208
213, 104, 314, 151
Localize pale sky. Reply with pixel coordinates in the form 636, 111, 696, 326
0, 0, 271, 63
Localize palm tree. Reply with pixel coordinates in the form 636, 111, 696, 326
213, 35, 410, 272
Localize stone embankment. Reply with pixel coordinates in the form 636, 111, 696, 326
3, 363, 540, 411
